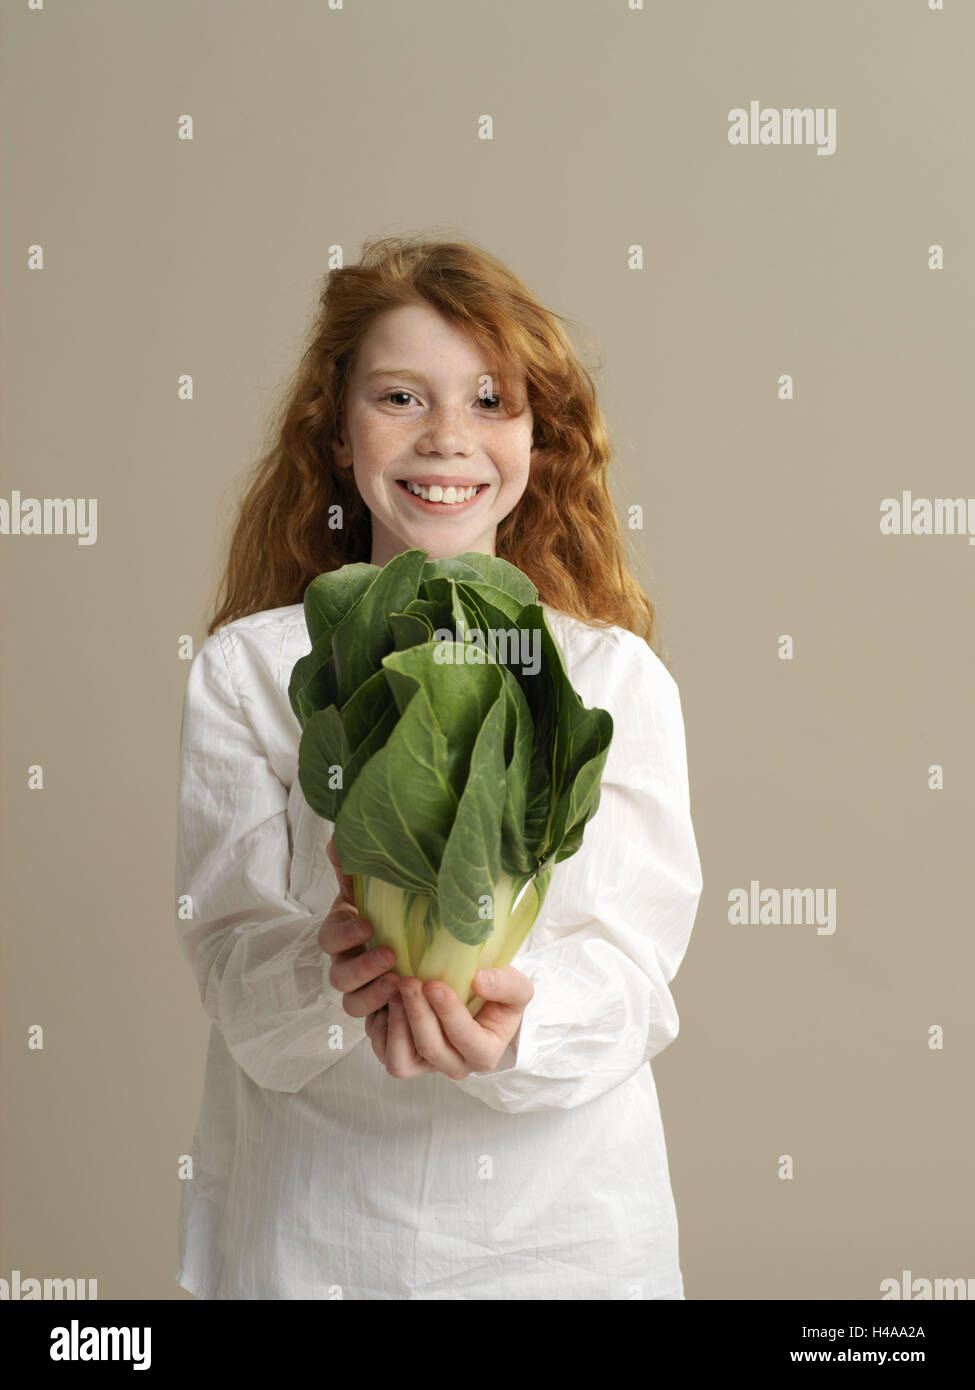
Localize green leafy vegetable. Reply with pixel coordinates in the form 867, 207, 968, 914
288, 550, 614, 1017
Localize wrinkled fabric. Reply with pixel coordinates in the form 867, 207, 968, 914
173, 601, 703, 1300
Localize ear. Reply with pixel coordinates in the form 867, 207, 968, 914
333, 434, 352, 469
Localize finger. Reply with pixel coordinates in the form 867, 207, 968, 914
472, 967, 535, 1010
340, 964, 401, 1019
329, 940, 396, 997
384, 996, 413, 1076
318, 902, 372, 957
462, 967, 534, 1037
399, 980, 471, 1080
367, 1007, 388, 1065
385, 995, 434, 1077
422, 979, 511, 1072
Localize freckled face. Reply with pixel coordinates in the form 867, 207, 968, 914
333, 303, 534, 567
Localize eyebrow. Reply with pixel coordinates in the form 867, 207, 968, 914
364, 367, 497, 382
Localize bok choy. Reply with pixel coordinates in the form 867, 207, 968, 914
287, 549, 613, 1017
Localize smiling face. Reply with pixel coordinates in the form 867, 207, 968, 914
333, 302, 534, 567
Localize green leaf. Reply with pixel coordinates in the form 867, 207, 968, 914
296, 706, 349, 821
339, 667, 395, 752
334, 682, 457, 894
303, 563, 379, 645
436, 689, 508, 945
422, 552, 539, 609
380, 640, 504, 800
499, 671, 536, 876
388, 610, 433, 649
288, 628, 338, 728
329, 549, 428, 703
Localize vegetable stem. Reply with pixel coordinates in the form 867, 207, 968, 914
354, 868, 551, 1015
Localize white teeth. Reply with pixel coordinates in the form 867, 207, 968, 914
405, 481, 480, 503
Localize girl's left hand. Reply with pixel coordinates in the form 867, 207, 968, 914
364, 968, 534, 1080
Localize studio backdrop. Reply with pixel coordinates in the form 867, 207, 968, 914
1, 0, 972, 1301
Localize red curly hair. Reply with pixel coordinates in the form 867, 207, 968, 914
206, 234, 661, 656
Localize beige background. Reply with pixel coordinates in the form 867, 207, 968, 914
2, 0, 972, 1300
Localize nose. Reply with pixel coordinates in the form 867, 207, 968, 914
417, 405, 475, 457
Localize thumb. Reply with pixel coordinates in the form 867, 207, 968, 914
472, 966, 534, 1010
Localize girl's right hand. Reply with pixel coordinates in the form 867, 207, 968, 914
319, 834, 401, 1019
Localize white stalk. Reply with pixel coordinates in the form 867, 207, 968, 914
354, 869, 549, 1017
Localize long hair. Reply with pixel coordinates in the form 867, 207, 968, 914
206, 234, 662, 655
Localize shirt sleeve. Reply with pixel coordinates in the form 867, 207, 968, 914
452, 629, 703, 1114
174, 628, 366, 1094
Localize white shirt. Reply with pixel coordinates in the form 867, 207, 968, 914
173, 600, 703, 1300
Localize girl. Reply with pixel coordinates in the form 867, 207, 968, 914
174, 235, 703, 1300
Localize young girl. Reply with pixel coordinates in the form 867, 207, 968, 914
174, 235, 703, 1301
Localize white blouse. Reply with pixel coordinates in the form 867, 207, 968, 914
173, 600, 703, 1300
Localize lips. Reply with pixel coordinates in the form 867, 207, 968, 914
395, 478, 488, 512
398, 476, 486, 489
